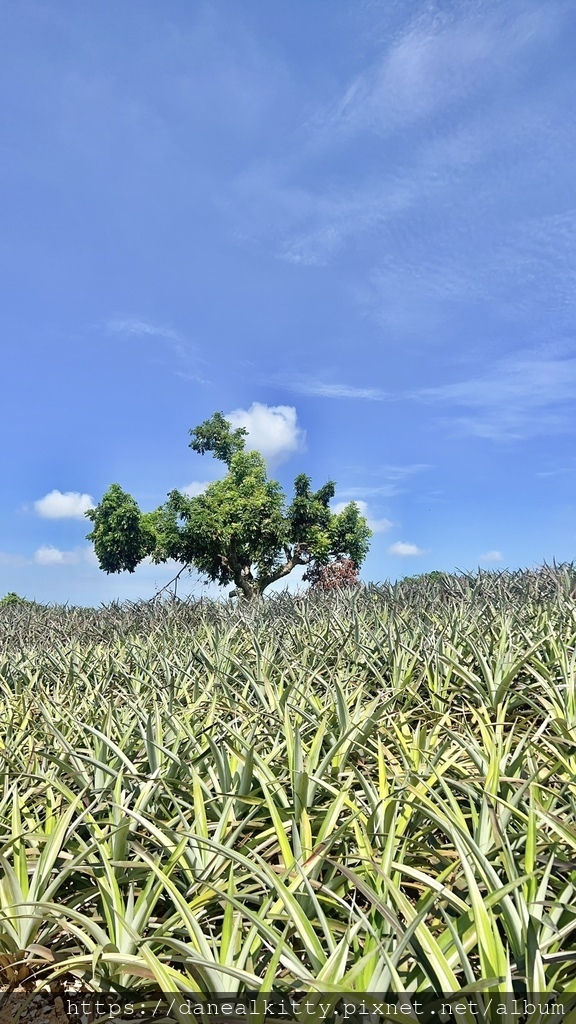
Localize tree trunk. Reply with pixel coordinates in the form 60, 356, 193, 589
235, 576, 260, 601
220, 550, 260, 601
225, 544, 310, 600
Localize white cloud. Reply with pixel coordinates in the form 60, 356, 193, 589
388, 541, 425, 557
83, 546, 100, 566
34, 490, 95, 520
225, 402, 305, 465
332, 500, 393, 534
181, 480, 212, 497
34, 546, 81, 566
33, 545, 105, 567
479, 550, 503, 563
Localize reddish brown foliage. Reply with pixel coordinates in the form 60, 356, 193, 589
303, 557, 360, 591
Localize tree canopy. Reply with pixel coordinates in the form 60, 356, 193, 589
86, 412, 372, 600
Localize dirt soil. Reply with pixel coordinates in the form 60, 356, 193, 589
0, 995, 69, 1024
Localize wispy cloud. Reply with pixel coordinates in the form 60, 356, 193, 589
231, 170, 415, 267
106, 317, 190, 359
270, 346, 576, 441
535, 463, 576, 478
277, 185, 411, 266
320, 4, 556, 139
366, 205, 576, 335
337, 485, 402, 499
175, 371, 212, 386
34, 490, 95, 520
107, 317, 181, 341
265, 377, 390, 400
377, 464, 430, 481
228, 0, 574, 298
418, 348, 576, 440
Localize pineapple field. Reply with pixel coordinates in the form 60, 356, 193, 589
1, 565, 576, 1013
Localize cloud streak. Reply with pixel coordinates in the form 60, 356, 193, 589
106, 317, 191, 359
337, 485, 403, 499
107, 317, 181, 342
321, 4, 555, 139
270, 346, 576, 441
417, 349, 576, 440
265, 377, 390, 400
377, 464, 430, 481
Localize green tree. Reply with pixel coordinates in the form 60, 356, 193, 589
0, 592, 32, 607
86, 412, 372, 601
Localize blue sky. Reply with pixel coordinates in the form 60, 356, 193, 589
2, 0, 576, 605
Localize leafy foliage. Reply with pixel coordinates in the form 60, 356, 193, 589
0, 592, 34, 607
188, 409, 248, 465
86, 413, 371, 599
85, 483, 156, 574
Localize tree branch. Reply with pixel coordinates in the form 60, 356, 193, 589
147, 563, 191, 603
